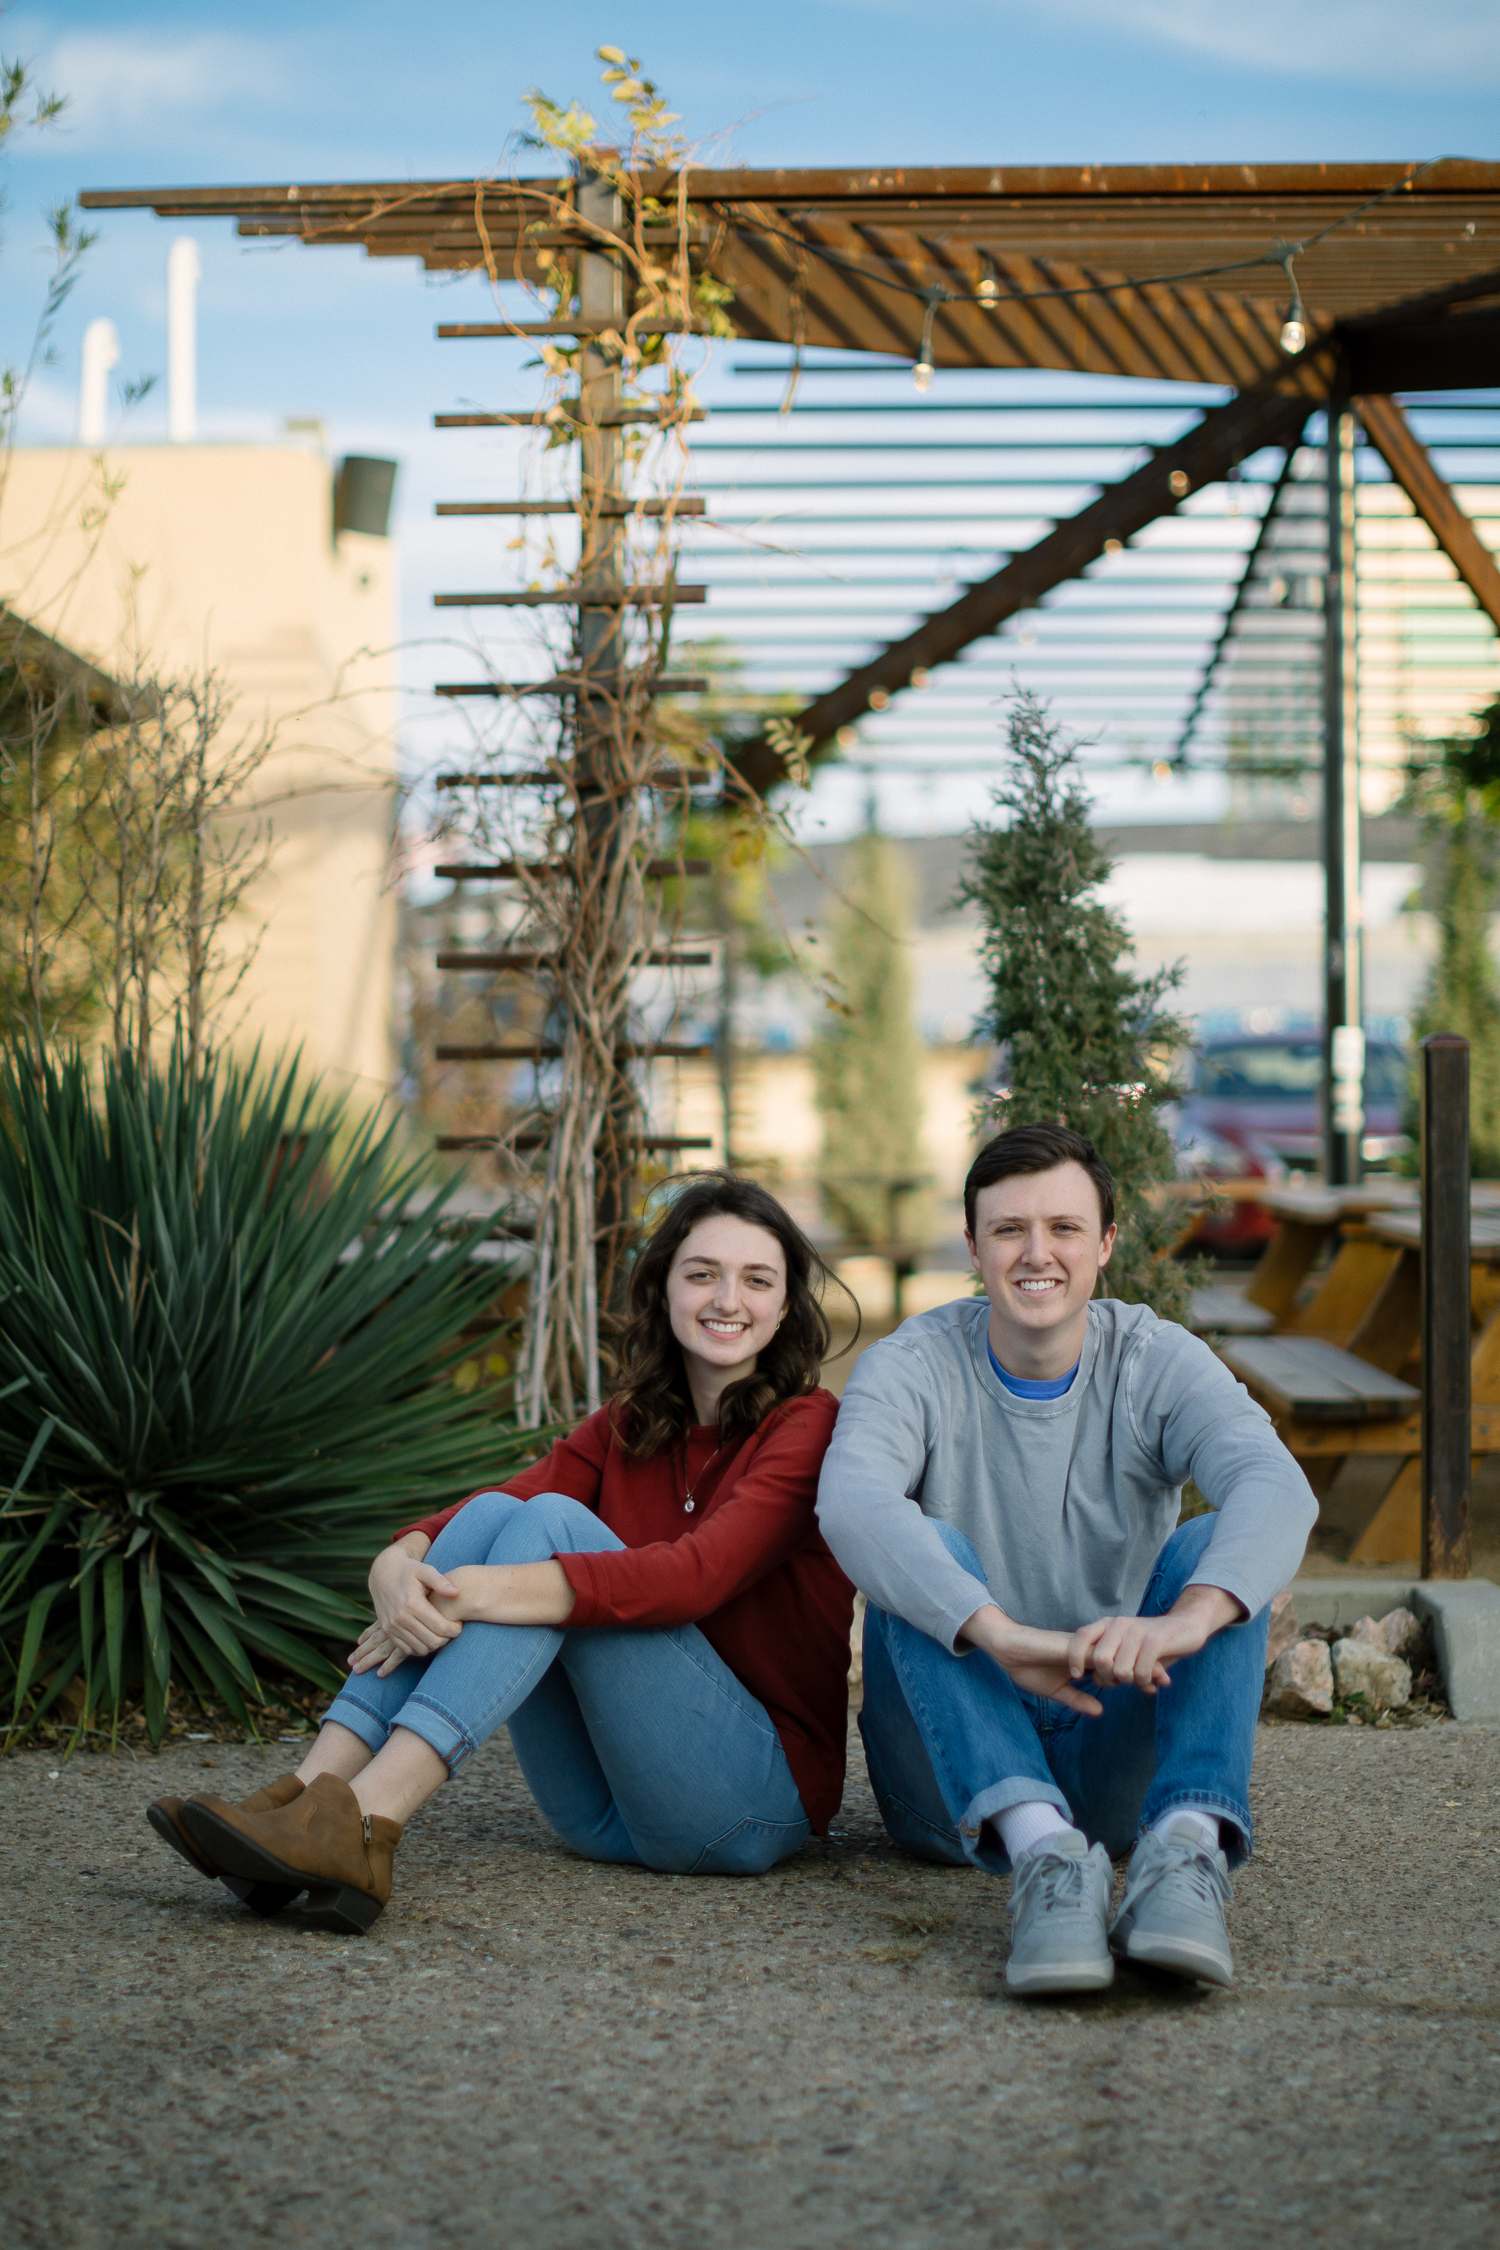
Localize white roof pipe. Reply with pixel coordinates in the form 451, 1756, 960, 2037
78, 317, 120, 444
167, 236, 201, 443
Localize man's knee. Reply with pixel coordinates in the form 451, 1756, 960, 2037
1144, 1510, 1218, 1609
862, 1523, 984, 1658
926, 1517, 987, 1578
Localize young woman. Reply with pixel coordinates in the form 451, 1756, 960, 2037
149, 1174, 854, 1933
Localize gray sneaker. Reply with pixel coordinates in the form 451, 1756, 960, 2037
1109, 1817, 1234, 1986
1005, 1830, 1114, 1996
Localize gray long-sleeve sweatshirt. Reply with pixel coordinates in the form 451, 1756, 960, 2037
816, 1295, 1316, 1652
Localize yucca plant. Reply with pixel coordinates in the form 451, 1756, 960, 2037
0, 1035, 536, 1745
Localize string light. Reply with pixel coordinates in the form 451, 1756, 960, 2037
1276, 245, 1307, 356
913, 297, 938, 391
976, 255, 1000, 308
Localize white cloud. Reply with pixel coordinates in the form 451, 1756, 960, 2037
1042, 0, 1500, 92
34, 30, 284, 152
814, 0, 1500, 90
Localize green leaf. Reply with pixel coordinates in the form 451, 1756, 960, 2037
171, 1611, 253, 1729
138, 1553, 170, 1692
9, 1578, 65, 1723
102, 1554, 126, 1712
168, 1578, 259, 1693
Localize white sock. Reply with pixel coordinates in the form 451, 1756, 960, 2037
1152, 1805, 1221, 1855
997, 1801, 1078, 1862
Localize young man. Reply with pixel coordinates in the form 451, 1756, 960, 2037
816, 1121, 1315, 1996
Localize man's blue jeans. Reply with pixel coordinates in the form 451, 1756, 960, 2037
859, 1515, 1269, 1872
323, 1490, 810, 1876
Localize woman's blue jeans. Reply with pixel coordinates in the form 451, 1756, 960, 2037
323, 1490, 810, 1876
859, 1514, 1269, 1872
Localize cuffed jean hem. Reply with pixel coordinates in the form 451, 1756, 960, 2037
321, 1691, 393, 1759
322, 1685, 478, 1774
957, 1775, 1074, 1868
381, 1696, 474, 1772
1141, 1785, 1253, 1865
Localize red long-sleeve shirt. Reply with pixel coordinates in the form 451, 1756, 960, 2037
397, 1388, 853, 1832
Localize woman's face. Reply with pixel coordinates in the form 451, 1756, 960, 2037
665, 1213, 789, 1390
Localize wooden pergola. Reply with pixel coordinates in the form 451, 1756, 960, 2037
82, 159, 1500, 1188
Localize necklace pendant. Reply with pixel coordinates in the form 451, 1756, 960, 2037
684, 1498, 695, 1513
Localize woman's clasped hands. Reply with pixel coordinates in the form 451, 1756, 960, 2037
347, 1537, 462, 1677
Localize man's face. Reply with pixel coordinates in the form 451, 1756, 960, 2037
965, 1161, 1116, 1360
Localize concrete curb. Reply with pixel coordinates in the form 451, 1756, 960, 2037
1291, 1573, 1500, 1724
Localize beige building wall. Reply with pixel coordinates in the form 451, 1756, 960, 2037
0, 445, 398, 1091
661, 1045, 983, 1212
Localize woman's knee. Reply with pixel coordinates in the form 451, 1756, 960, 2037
427, 1488, 526, 1564
509, 1489, 615, 1555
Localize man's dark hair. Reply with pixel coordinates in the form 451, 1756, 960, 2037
963, 1122, 1116, 1237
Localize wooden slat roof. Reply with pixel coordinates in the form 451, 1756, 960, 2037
81, 160, 1500, 388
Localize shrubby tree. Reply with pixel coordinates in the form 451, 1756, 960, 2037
958, 693, 1192, 1319
812, 820, 926, 1250
1406, 695, 1500, 1175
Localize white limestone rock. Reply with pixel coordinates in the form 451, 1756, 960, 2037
1332, 1636, 1412, 1712
1350, 1607, 1423, 1662
1265, 1638, 1334, 1717
1265, 1589, 1300, 1671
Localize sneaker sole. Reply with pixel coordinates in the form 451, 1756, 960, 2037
1006, 1955, 1115, 1996
1113, 1931, 1232, 1986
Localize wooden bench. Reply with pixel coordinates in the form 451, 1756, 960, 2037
1219, 1336, 1419, 1421
1188, 1283, 1276, 1337
1221, 1212, 1500, 1563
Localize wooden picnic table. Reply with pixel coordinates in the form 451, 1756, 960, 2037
1239, 1181, 1500, 1329
1220, 1200, 1500, 1566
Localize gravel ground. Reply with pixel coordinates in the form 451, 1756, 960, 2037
3, 1719, 1498, 2250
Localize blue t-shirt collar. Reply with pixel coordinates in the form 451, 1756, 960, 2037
987, 1338, 1080, 1400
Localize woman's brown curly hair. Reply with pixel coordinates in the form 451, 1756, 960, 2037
610, 1172, 852, 1457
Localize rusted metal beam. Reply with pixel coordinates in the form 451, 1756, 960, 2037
434, 500, 705, 516
732, 380, 1322, 790
432, 587, 706, 608
435, 951, 713, 969
1356, 393, 1500, 632
1422, 1035, 1473, 1578
435, 1041, 713, 1061
433, 859, 712, 879
434, 676, 708, 698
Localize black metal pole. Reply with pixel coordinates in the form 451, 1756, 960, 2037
1322, 396, 1364, 1185
1421, 1033, 1471, 1579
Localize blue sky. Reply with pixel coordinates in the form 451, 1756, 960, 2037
0, 3, 1495, 834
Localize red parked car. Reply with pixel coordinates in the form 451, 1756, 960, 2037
1172, 1030, 1411, 1255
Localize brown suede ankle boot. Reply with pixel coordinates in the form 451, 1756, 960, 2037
146, 1772, 306, 1915
180, 1771, 402, 1935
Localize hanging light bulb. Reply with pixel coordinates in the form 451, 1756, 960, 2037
913, 297, 938, 393
1276, 245, 1306, 356
976, 255, 1000, 308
